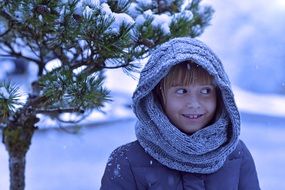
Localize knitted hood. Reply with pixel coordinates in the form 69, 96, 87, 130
132, 37, 240, 173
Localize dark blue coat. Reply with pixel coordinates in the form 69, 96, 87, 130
100, 140, 260, 190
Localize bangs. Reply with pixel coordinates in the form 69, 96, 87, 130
161, 62, 214, 90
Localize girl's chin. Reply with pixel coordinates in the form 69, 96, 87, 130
177, 125, 205, 135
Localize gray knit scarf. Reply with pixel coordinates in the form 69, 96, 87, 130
132, 37, 240, 174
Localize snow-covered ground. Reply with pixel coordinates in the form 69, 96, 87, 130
0, 109, 285, 190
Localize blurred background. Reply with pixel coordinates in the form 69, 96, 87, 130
1, 0, 285, 189
202, 0, 285, 95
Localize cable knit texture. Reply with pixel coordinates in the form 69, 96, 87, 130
132, 37, 240, 174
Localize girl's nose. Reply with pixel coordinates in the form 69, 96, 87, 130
186, 95, 201, 109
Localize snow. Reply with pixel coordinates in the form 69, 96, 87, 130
0, 86, 10, 99
127, 2, 140, 18
110, 13, 135, 34
134, 10, 175, 35
75, 1, 136, 34
136, 0, 152, 8
113, 164, 121, 178
83, 6, 94, 18
101, 3, 112, 15
82, 0, 100, 8
234, 86, 285, 117
173, 9, 193, 22
133, 8, 194, 35
180, 10, 193, 20
152, 14, 171, 34
100, 3, 135, 34
44, 59, 62, 73
0, 17, 8, 34
0, 62, 15, 78
135, 14, 146, 26
1, 113, 285, 189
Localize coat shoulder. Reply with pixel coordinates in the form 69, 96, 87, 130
105, 140, 157, 170
109, 141, 146, 159
100, 141, 142, 189
228, 139, 251, 160
110, 140, 158, 166
227, 140, 261, 190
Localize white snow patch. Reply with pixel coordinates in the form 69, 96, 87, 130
174, 10, 193, 21
83, 6, 94, 17
152, 14, 171, 34
82, 0, 100, 8
0, 61, 15, 79
128, 2, 140, 18
137, 0, 152, 7
113, 164, 121, 178
110, 13, 135, 34
234, 86, 285, 117
101, 3, 112, 15
44, 59, 62, 73
0, 87, 10, 99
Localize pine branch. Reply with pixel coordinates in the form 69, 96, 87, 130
34, 108, 84, 114
0, 0, 214, 119
0, 9, 14, 22
0, 41, 41, 64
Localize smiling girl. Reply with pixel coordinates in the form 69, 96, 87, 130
100, 37, 260, 190
156, 62, 218, 135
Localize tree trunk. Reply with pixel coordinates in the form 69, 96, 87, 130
3, 123, 37, 190
8, 155, 26, 190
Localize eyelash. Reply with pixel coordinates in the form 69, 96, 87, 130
175, 88, 212, 94
201, 88, 212, 94
176, 89, 187, 94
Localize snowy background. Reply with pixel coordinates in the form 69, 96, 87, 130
201, 0, 285, 94
1, 0, 285, 189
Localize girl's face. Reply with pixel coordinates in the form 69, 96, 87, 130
163, 83, 217, 134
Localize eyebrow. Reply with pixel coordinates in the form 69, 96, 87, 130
170, 84, 215, 87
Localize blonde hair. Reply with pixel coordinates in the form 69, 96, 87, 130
161, 61, 214, 90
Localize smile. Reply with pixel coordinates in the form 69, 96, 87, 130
182, 114, 204, 119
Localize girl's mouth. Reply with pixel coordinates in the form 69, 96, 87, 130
182, 114, 203, 119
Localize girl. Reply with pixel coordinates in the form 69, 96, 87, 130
100, 37, 260, 190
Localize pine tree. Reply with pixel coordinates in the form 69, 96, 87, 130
0, 0, 213, 189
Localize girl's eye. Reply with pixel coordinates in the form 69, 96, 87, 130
200, 88, 212, 94
176, 88, 187, 94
